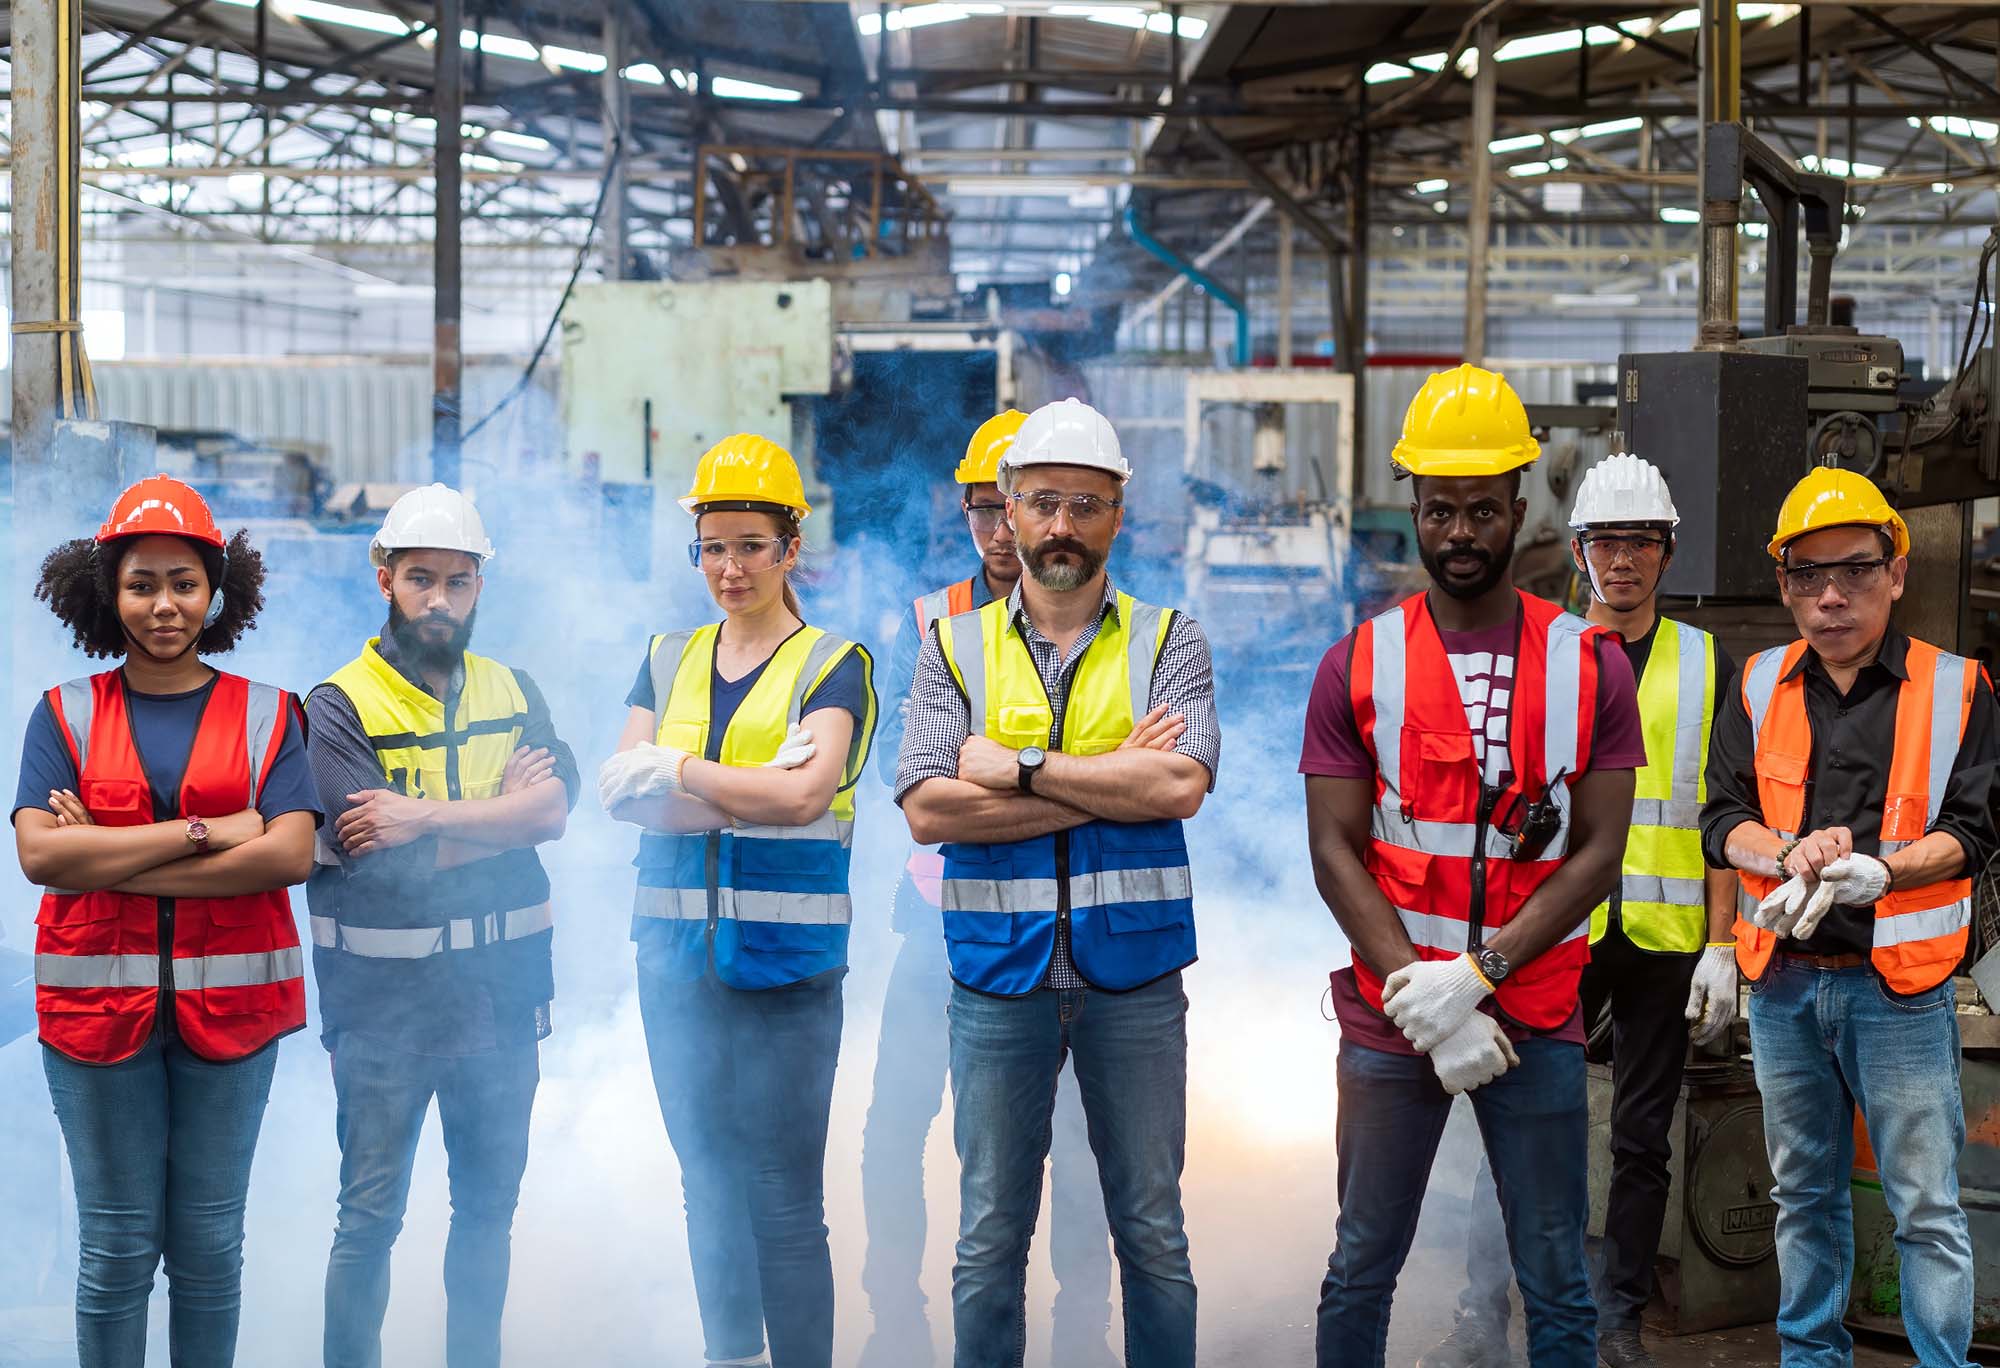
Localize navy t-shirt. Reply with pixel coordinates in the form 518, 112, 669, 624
624, 633, 873, 763
13, 675, 323, 827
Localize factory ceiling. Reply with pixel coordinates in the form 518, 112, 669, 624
0, 1, 1994, 326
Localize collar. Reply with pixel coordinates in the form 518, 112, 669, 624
1006, 577, 1119, 637
971, 565, 998, 609
1784, 626, 1909, 683
374, 626, 465, 700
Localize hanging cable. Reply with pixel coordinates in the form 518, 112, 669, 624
461, 136, 625, 443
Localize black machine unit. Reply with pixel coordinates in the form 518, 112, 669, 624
1615, 349, 1809, 598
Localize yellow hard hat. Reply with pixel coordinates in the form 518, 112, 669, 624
1767, 467, 1909, 559
1391, 363, 1540, 478
680, 433, 812, 519
955, 409, 1028, 485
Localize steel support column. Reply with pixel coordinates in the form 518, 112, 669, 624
9, 0, 83, 476
601, 2, 629, 279
433, 0, 463, 485
1465, 21, 1497, 365
1696, 0, 1743, 349
1347, 101, 1371, 475
1277, 218, 1295, 367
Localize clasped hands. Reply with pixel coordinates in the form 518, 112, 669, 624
596, 726, 817, 811
1753, 825, 1891, 940
953, 705, 1186, 790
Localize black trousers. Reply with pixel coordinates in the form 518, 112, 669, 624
1459, 918, 1699, 1331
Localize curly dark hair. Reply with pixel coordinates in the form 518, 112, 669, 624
35, 529, 268, 659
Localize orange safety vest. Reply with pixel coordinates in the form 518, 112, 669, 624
1733, 637, 1976, 993
35, 670, 307, 1064
904, 576, 980, 906
1349, 591, 1607, 1031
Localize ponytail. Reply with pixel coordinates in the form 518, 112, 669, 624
777, 510, 805, 620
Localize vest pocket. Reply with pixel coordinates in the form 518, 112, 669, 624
35, 894, 119, 928
1406, 729, 1481, 819
79, 778, 148, 821
1362, 843, 1434, 912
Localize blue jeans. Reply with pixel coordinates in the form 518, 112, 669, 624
322, 1030, 540, 1368
1318, 1036, 1596, 1368
640, 969, 844, 1368
1748, 959, 1974, 1368
947, 973, 1196, 1368
43, 1029, 279, 1368
859, 899, 1113, 1365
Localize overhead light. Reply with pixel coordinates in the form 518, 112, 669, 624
711, 75, 803, 102
542, 45, 607, 73
1799, 154, 1883, 178
1492, 27, 1621, 63
1365, 63, 1413, 84
460, 30, 539, 60
1935, 182, 1957, 195
858, 3, 1003, 36
1554, 292, 1639, 307
1655, 3, 1793, 33
223, 0, 412, 38
1508, 158, 1567, 178
487, 129, 550, 151
1434, 200, 1449, 214
1660, 206, 1699, 223
1551, 115, 1644, 143
1739, 221, 1769, 237
1488, 133, 1543, 154
624, 63, 669, 86
1931, 115, 2000, 141
1413, 178, 1449, 194
1058, 6, 1206, 39
946, 176, 1093, 196
1054, 271, 1073, 296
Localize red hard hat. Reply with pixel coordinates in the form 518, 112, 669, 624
96, 475, 224, 549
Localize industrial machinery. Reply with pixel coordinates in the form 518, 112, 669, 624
1179, 370, 1354, 673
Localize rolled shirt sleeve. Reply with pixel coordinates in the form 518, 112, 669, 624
1699, 671, 1767, 871
1151, 612, 1221, 789
894, 623, 972, 804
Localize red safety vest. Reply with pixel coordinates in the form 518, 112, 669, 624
1349, 591, 1606, 1031
904, 576, 980, 906
35, 670, 307, 1064
1732, 637, 1976, 993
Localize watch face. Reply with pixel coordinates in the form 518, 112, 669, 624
1021, 747, 1046, 766
1478, 948, 1509, 981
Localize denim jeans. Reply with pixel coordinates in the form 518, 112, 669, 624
322, 1030, 540, 1368
640, 968, 844, 1368
947, 973, 1195, 1368
1456, 928, 1698, 1333
1748, 958, 1974, 1368
859, 898, 1112, 1366
43, 1028, 279, 1368
1317, 1036, 1596, 1368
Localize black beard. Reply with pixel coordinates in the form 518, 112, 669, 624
1022, 536, 1106, 592
1420, 530, 1517, 602
387, 601, 476, 671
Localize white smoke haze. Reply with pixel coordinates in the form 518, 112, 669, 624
0, 362, 1511, 1366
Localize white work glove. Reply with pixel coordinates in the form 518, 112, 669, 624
1752, 873, 1815, 938
761, 724, 817, 770
596, 744, 690, 809
1684, 944, 1740, 1046
1428, 1012, 1520, 1096
1819, 853, 1892, 905
1382, 953, 1496, 1054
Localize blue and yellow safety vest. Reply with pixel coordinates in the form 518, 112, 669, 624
935, 593, 1196, 995
632, 625, 875, 990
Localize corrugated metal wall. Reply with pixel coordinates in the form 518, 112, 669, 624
2, 360, 551, 485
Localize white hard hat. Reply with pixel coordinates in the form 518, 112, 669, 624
1568, 453, 1680, 530
999, 398, 1130, 494
370, 483, 496, 568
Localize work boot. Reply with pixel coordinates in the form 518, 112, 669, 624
1596, 1327, 1658, 1368
1417, 1314, 1511, 1368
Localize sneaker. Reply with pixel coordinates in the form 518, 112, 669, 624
1596, 1327, 1657, 1368
1418, 1315, 1511, 1368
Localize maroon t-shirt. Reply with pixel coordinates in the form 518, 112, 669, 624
1301, 614, 1647, 1055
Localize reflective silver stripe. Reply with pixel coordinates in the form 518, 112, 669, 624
1395, 906, 1470, 953
1621, 874, 1705, 906
631, 885, 853, 926
57, 679, 94, 771
1668, 621, 1709, 804
1744, 646, 1788, 740
1126, 600, 1166, 713
648, 630, 697, 721
733, 814, 855, 847
35, 952, 157, 989
1630, 797, 1707, 827
1544, 614, 1586, 780
949, 610, 987, 732
311, 902, 555, 958
1371, 806, 1554, 861
633, 886, 709, 922
917, 588, 953, 632
244, 682, 283, 808
940, 865, 1190, 915
172, 946, 304, 991
1881, 838, 1913, 856
1369, 604, 1407, 799
790, 632, 851, 726
1873, 898, 1970, 948
1928, 653, 1967, 828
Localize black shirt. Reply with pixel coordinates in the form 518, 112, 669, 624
1699, 629, 2000, 957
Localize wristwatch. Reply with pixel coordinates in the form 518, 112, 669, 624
1472, 945, 1512, 987
1017, 746, 1047, 794
186, 816, 212, 854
